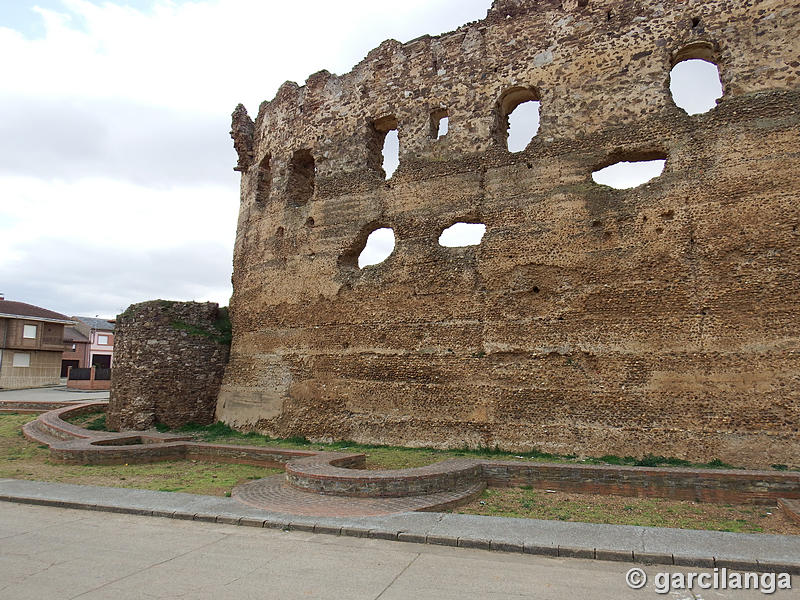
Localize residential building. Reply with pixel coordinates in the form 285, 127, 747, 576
71, 316, 115, 368
61, 326, 90, 376
0, 296, 73, 389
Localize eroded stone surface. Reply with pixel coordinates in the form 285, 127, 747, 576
108, 301, 230, 430
217, 0, 800, 467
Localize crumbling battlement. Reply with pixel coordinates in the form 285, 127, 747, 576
218, 0, 800, 467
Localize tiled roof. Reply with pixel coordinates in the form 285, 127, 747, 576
73, 316, 115, 331
0, 300, 72, 323
63, 327, 90, 343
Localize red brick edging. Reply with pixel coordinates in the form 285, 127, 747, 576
12, 401, 800, 508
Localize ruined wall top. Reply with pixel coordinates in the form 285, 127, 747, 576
231, 0, 797, 198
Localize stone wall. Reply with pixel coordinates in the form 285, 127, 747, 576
108, 301, 230, 430
217, 0, 800, 467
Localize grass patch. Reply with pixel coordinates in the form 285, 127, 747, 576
0, 414, 280, 496
170, 306, 231, 346
63, 411, 109, 431
149, 421, 758, 472
455, 488, 799, 535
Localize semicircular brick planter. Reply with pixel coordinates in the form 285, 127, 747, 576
10, 400, 800, 519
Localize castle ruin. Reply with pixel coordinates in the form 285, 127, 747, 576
217, 0, 800, 467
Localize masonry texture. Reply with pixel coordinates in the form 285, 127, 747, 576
108, 301, 230, 430
217, 0, 800, 467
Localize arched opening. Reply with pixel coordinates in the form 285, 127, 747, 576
496, 87, 541, 152
431, 108, 449, 139
358, 227, 395, 268
370, 115, 399, 179
439, 222, 486, 247
287, 149, 315, 206
254, 153, 271, 204
592, 155, 667, 189
669, 43, 723, 115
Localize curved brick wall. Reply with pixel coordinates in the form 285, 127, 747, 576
108, 301, 230, 430
217, 0, 800, 467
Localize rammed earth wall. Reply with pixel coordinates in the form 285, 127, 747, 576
108, 301, 230, 430
217, 0, 800, 467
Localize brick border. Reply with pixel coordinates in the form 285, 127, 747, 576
9, 400, 800, 508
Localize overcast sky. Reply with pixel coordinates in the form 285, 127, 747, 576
0, 1, 719, 319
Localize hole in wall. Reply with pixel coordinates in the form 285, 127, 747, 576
669, 43, 723, 115
305, 217, 315, 228
371, 115, 399, 179
507, 98, 541, 152
691, 16, 701, 28
254, 154, 272, 204
431, 108, 449, 139
592, 157, 667, 189
358, 227, 396, 268
287, 149, 315, 206
382, 130, 399, 179
496, 87, 541, 153
438, 222, 487, 247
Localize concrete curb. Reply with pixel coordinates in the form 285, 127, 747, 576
1, 480, 798, 575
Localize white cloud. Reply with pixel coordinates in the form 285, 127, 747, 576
0, 0, 489, 317
0, 0, 718, 318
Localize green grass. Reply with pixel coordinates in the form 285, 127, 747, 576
170, 306, 231, 346
455, 488, 782, 534
155, 421, 754, 471
63, 411, 108, 431
0, 414, 280, 496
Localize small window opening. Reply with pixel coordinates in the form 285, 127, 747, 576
382, 131, 399, 179
691, 17, 701, 28
431, 108, 449, 139
23, 324, 37, 339
254, 153, 272, 204
371, 116, 399, 180
496, 87, 540, 153
439, 222, 486, 247
287, 149, 315, 206
592, 157, 666, 189
12, 353, 30, 368
669, 43, 723, 115
358, 227, 395, 268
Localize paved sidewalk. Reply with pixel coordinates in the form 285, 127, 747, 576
0, 478, 797, 574
6, 502, 775, 600
0, 386, 109, 402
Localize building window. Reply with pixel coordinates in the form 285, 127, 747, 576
23, 324, 37, 339
13, 353, 30, 368
98, 335, 109, 345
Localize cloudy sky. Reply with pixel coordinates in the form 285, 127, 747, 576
0, 1, 719, 319
0, 0, 492, 318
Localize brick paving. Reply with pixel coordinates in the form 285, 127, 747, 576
779, 498, 800, 525
233, 474, 485, 517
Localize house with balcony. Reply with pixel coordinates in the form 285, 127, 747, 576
0, 297, 74, 389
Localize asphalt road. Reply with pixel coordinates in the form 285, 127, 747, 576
0, 502, 784, 599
